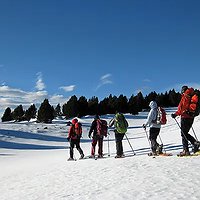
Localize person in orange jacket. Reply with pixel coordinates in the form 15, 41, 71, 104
67, 118, 84, 160
171, 86, 199, 156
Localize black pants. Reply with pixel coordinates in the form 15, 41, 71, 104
115, 132, 125, 156
181, 118, 196, 152
70, 138, 84, 159
149, 127, 160, 153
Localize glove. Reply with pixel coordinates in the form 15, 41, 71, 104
67, 137, 70, 141
171, 113, 176, 118
142, 124, 146, 130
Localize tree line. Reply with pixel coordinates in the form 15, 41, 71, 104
1, 89, 181, 123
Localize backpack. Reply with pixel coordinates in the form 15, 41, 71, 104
114, 113, 128, 134
187, 89, 200, 117
74, 122, 82, 137
154, 107, 167, 125
97, 119, 108, 136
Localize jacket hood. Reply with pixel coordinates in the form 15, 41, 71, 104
149, 101, 157, 109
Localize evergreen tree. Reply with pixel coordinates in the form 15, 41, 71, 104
88, 96, 99, 115
116, 94, 128, 113
128, 95, 139, 115
99, 97, 109, 115
77, 96, 88, 117
62, 95, 78, 119
12, 105, 24, 121
136, 92, 145, 112
55, 104, 62, 117
37, 99, 54, 123
25, 104, 37, 121
169, 89, 180, 107
1, 107, 13, 122
107, 94, 118, 114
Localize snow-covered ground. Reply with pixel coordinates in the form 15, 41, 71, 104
1, 108, 200, 200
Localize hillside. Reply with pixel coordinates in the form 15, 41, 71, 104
1, 108, 200, 200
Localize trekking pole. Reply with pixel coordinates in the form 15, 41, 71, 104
174, 118, 193, 148
158, 134, 166, 154
143, 127, 153, 153
191, 126, 199, 141
124, 133, 136, 155
107, 131, 110, 157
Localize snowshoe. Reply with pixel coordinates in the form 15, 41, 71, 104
79, 154, 84, 159
115, 155, 125, 158
148, 152, 158, 156
192, 141, 200, 153
177, 150, 190, 157
67, 157, 76, 161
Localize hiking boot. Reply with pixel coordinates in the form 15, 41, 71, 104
193, 141, 200, 153
156, 144, 163, 154
115, 155, 122, 158
67, 157, 74, 161
148, 152, 158, 156
98, 155, 103, 158
80, 154, 84, 159
179, 150, 190, 156
89, 155, 95, 158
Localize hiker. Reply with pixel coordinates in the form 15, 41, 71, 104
88, 115, 107, 158
67, 118, 84, 160
109, 112, 128, 158
171, 85, 199, 156
143, 101, 163, 156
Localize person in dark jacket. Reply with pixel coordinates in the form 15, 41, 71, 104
88, 115, 104, 158
67, 118, 84, 160
171, 86, 199, 156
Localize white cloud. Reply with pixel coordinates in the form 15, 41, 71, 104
35, 72, 45, 91
0, 85, 70, 117
49, 95, 69, 105
143, 79, 151, 82
59, 85, 76, 92
96, 73, 113, 90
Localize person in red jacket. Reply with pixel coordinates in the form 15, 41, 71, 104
67, 118, 84, 160
171, 86, 199, 156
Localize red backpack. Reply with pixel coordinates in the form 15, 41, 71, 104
158, 107, 167, 125
153, 107, 167, 125
74, 122, 82, 136
97, 119, 108, 136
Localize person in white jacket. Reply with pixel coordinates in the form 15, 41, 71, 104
143, 101, 163, 155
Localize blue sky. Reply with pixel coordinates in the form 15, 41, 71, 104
0, 0, 200, 114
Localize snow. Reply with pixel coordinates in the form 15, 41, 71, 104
1, 108, 200, 200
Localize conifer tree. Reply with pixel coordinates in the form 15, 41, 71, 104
37, 99, 54, 123
62, 95, 78, 119
88, 96, 99, 115
77, 96, 88, 117
128, 95, 139, 115
12, 105, 24, 121
116, 95, 128, 113
25, 104, 37, 121
55, 104, 62, 117
1, 107, 13, 122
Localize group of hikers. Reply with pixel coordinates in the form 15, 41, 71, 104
67, 85, 200, 160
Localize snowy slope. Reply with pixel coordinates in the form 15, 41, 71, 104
1, 108, 200, 200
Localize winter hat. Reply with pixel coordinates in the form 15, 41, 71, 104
72, 118, 78, 125
94, 115, 100, 120
149, 101, 157, 109
181, 85, 188, 94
